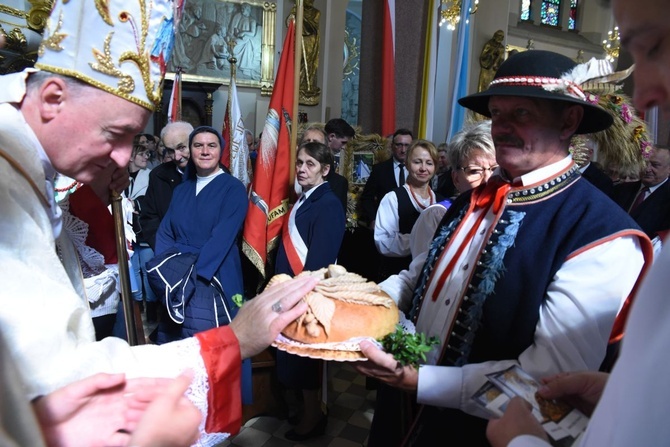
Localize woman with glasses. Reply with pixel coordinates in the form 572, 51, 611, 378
127, 144, 158, 321
450, 121, 497, 193
410, 121, 496, 258
374, 139, 443, 280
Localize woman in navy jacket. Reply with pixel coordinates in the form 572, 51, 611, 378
275, 141, 345, 441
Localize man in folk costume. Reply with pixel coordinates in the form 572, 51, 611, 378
0, 0, 317, 445
354, 50, 654, 446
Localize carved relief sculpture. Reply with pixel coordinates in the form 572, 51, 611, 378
288, 0, 321, 105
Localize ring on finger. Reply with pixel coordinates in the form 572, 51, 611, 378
271, 301, 283, 313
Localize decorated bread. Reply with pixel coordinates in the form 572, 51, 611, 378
269, 265, 399, 359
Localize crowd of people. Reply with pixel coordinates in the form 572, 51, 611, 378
2, 0, 670, 446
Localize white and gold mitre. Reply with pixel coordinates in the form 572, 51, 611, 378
35, 0, 178, 111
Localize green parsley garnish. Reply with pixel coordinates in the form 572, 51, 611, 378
379, 325, 439, 368
232, 294, 244, 308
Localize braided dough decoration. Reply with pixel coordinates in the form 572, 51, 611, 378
269, 265, 399, 360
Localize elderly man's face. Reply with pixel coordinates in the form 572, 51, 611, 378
302, 129, 326, 145
614, 0, 670, 113
41, 82, 150, 183
641, 147, 670, 187
488, 96, 582, 179
162, 129, 191, 169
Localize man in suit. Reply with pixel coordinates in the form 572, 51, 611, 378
324, 118, 356, 170
432, 143, 458, 198
360, 128, 413, 226
612, 144, 670, 240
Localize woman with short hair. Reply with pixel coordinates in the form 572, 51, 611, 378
275, 141, 345, 441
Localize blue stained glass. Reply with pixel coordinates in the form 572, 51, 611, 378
569, 0, 578, 30
541, 0, 560, 26
521, 0, 531, 21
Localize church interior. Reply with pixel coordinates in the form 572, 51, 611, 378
1, 0, 666, 446
4, 0, 664, 146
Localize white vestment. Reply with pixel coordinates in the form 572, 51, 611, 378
0, 70, 232, 446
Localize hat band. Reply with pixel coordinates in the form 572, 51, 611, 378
489, 76, 586, 101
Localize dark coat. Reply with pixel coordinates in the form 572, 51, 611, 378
326, 167, 349, 213
581, 163, 614, 197
433, 170, 458, 199
275, 182, 345, 390
360, 158, 399, 224
139, 162, 184, 250
276, 182, 345, 275
611, 179, 670, 239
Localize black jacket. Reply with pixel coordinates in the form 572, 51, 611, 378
581, 163, 614, 197
139, 162, 184, 250
360, 158, 399, 224
611, 179, 670, 239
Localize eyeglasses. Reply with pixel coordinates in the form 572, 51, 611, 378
137, 151, 152, 158
459, 165, 498, 178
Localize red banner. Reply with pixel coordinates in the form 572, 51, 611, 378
241, 20, 296, 278
168, 68, 182, 123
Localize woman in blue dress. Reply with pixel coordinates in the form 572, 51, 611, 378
154, 126, 248, 343
275, 141, 346, 441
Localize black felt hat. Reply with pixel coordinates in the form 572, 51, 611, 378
458, 50, 614, 134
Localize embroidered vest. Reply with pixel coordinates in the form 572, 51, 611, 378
410, 166, 644, 367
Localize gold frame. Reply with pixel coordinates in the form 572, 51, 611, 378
340, 133, 390, 226
166, 0, 276, 95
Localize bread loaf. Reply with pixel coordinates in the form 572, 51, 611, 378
268, 265, 399, 345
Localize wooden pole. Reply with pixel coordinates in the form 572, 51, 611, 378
110, 191, 143, 346
289, 0, 304, 201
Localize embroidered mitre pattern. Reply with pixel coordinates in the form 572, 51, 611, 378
35, 0, 176, 110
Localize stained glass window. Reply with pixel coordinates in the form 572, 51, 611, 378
568, 0, 578, 30
541, 0, 560, 26
520, 0, 531, 21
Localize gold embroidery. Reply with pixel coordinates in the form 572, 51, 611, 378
90, 32, 134, 94
95, 0, 113, 26
38, 10, 66, 57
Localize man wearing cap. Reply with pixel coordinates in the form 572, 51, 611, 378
0, 1, 316, 444
354, 50, 653, 446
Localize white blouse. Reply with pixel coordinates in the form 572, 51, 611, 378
374, 184, 437, 257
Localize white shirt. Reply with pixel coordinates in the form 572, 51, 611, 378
0, 70, 230, 445
509, 235, 670, 447
196, 168, 224, 195
409, 202, 450, 258
379, 156, 646, 419
374, 184, 437, 257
